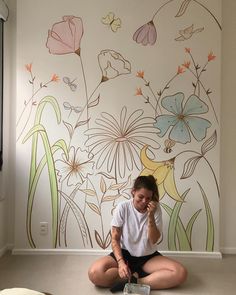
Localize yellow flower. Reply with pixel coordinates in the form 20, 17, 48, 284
140, 145, 183, 202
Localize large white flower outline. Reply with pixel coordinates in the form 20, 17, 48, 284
84, 106, 160, 178
55, 147, 94, 186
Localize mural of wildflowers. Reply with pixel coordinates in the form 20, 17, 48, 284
16, 0, 221, 252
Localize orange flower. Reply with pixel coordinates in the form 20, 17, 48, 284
51, 74, 60, 82
182, 61, 191, 68
208, 51, 216, 62
135, 87, 143, 96
136, 71, 144, 78
185, 48, 191, 53
25, 63, 32, 73
177, 66, 185, 75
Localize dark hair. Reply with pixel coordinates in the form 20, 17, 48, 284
133, 175, 159, 202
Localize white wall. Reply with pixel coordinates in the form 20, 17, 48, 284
12, 0, 221, 252
220, 0, 236, 254
0, 0, 236, 255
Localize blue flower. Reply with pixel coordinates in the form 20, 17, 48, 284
154, 92, 211, 144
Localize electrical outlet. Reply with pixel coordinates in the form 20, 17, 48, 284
39, 222, 48, 235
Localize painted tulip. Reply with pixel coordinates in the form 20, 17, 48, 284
46, 15, 83, 55
133, 21, 157, 46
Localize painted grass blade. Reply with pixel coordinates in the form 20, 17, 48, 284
197, 182, 214, 251
164, 189, 191, 251
59, 190, 92, 248
23, 124, 59, 248
24, 138, 68, 248
186, 209, 202, 243
29, 96, 61, 189
23, 96, 61, 248
161, 202, 191, 251
59, 184, 93, 248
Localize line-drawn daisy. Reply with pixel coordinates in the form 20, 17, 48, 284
55, 146, 94, 186
85, 106, 160, 178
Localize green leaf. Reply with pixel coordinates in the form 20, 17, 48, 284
24, 124, 60, 248
161, 202, 191, 251
29, 96, 61, 189
23, 96, 61, 248
197, 182, 214, 251
165, 189, 191, 251
186, 209, 202, 243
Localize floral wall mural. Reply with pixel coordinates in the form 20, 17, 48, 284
15, 0, 221, 252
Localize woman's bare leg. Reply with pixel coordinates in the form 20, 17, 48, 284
88, 256, 119, 287
139, 255, 187, 289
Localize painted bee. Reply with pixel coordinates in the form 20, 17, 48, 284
164, 139, 176, 153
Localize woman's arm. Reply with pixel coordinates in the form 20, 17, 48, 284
147, 201, 161, 244
111, 226, 131, 279
111, 226, 123, 262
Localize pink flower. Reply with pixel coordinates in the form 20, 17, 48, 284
177, 66, 185, 75
46, 16, 83, 55
208, 51, 216, 62
51, 74, 60, 82
133, 21, 157, 46
25, 63, 32, 72
136, 71, 144, 78
135, 87, 143, 96
182, 61, 191, 68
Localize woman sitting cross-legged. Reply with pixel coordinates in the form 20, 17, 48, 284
88, 175, 187, 292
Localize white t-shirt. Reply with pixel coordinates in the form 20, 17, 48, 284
111, 199, 163, 257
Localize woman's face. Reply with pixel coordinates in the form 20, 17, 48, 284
132, 187, 153, 213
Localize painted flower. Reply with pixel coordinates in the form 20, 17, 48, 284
55, 147, 94, 186
46, 15, 83, 55
177, 66, 185, 75
84, 106, 160, 178
140, 145, 183, 202
51, 74, 60, 82
154, 92, 211, 144
135, 87, 143, 96
136, 71, 144, 78
98, 50, 131, 81
133, 21, 157, 46
25, 63, 32, 72
182, 61, 191, 68
208, 51, 216, 62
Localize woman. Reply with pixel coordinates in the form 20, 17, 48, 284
88, 175, 187, 292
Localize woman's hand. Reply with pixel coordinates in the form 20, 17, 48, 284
118, 260, 131, 279
147, 201, 157, 216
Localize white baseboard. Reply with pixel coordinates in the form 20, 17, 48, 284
0, 243, 14, 257
220, 247, 236, 254
12, 248, 222, 258
0, 245, 7, 257
161, 251, 222, 258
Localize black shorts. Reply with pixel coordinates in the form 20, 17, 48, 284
109, 248, 162, 278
